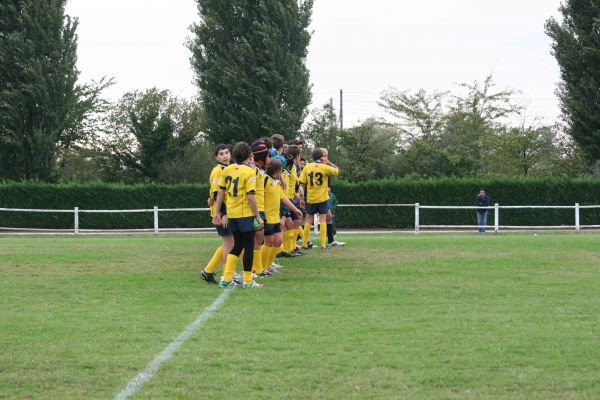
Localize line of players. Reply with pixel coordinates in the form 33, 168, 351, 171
200, 134, 343, 289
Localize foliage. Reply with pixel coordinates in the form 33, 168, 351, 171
0, 1, 109, 181
300, 102, 341, 159
99, 89, 205, 183
189, 0, 313, 144
2, 178, 600, 229
337, 119, 400, 181
546, 1, 600, 161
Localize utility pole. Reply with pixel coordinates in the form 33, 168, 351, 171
339, 89, 344, 130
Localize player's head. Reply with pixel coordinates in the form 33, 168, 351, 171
214, 144, 230, 165
299, 157, 306, 169
251, 140, 269, 168
262, 137, 273, 150
232, 142, 252, 164
312, 147, 324, 161
285, 145, 300, 164
266, 158, 282, 178
283, 152, 294, 170
290, 139, 304, 153
271, 134, 285, 152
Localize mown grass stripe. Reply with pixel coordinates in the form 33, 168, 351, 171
114, 288, 232, 400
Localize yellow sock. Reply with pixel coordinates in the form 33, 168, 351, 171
223, 254, 238, 282
302, 223, 311, 248
279, 243, 285, 254
319, 222, 327, 248
260, 245, 270, 270
204, 245, 223, 273
267, 246, 279, 269
284, 230, 294, 252
252, 250, 264, 275
292, 228, 299, 249
243, 271, 253, 284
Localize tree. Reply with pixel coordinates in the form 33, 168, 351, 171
300, 102, 341, 159
546, 1, 600, 162
338, 119, 400, 181
100, 89, 204, 183
379, 88, 447, 142
0, 1, 104, 181
189, 0, 313, 144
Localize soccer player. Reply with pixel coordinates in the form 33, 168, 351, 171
299, 148, 340, 249
200, 144, 232, 285
262, 158, 303, 273
212, 142, 264, 289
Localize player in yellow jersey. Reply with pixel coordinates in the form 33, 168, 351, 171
281, 147, 304, 255
250, 140, 269, 276
299, 148, 340, 249
200, 144, 232, 285
261, 158, 303, 274
212, 142, 264, 289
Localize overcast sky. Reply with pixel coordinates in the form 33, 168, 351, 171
65, 0, 563, 128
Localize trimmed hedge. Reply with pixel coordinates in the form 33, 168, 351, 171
1, 178, 599, 229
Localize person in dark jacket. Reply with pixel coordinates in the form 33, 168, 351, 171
476, 188, 489, 233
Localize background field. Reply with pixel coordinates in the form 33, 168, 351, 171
1, 233, 599, 399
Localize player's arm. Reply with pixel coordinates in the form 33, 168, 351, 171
247, 192, 264, 230
245, 170, 263, 229
212, 187, 226, 226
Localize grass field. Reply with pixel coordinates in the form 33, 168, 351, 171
1, 233, 599, 399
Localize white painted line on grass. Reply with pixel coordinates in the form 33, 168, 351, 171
114, 289, 232, 400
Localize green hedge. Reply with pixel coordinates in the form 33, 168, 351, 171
1, 178, 600, 229
332, 178, 600, 228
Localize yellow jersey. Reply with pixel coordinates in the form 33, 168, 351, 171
285, 167, 298, 199
264, 175, 285, 224
218, 163, 257, 218
281, 169, 289, 197
254, 167, 266, 212
299, 162, 340, 204
209, 164, 226, 217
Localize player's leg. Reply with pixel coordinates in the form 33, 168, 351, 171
302, 212, 314, 249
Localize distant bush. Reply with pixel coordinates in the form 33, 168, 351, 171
1, 178, 599, 229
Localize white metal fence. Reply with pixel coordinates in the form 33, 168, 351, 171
1, 203, 599, 234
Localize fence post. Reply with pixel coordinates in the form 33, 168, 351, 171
494, 203, 499, 233
414, 203, 420, 235
575, 203, 580, 232
74, 207, 79, 235
154, 206, 159, 234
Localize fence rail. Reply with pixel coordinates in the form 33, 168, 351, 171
0, 203, 598, 234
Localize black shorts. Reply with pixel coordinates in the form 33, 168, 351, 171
216, 224, 232, 236
280, 203, 300, 221
306, 201, 330, 215
264, 223, 281, 236
228, 216, 255, 233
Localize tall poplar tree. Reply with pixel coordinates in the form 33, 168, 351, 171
0, 0, 82, 181
546, 1, 600, 161
189, 0, 313, 144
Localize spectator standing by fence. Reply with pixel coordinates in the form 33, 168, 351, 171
476, 188, 489, 233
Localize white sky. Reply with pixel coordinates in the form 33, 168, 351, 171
65, 0, 563, 128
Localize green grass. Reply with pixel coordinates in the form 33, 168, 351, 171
1, 233, 599, 399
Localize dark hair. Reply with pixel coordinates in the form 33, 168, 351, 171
214, 144, 229, 156
251, 140, 269, 164
286, 145, 300, 158
271, 134, 284, 150
312, 148, 324, 161
300, 157, 306, 162
283, 152, 294, 169
266, 158, 282, 176
232, 142, 252, 163
262, 137, 273, 149
289, 139, 304, 146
